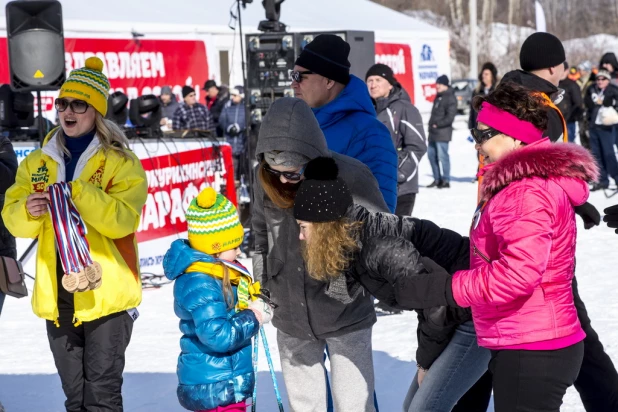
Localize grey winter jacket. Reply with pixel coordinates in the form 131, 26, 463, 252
0, 136, 17, 259
375, 86, 427, 196
161, 98, 180, 121
428, 88, 458, 142
252, 98, 388, 340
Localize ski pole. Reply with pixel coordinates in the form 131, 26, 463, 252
260, 327, 284, 412
252, 333, 259, 412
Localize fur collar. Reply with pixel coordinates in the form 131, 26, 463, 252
480, 141, 599, 202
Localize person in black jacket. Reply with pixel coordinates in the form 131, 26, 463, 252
294, 157, 491, 412
366, 64, 427, 217
427, 75, 457, 189
468, 62, 499, 182
584, 69, 618, 191
0, 135, 18, 315
600, 52, 618, 86
202, 80, 229, 137
468, 62, 499, 130
558, 61, 584, 143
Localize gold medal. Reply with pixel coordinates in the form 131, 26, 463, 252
89, 277, 102, 290
76, 269, 89, 292
62, 273, 79, 293
85, 264, 96, 283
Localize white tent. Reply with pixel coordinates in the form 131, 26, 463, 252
1, 0, 448, 38
0, 0, 450, 111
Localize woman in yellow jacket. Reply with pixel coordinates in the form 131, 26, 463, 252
2, 57, 147, 411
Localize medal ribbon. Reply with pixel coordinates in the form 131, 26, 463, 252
62, 183, 93, 268
48, 183, 93, 274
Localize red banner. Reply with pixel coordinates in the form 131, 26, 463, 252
375, 43, 414, 103
422, 84, 438, 103
0, 38, 209, 101
33, 96, 55, 113
137, 145, 236, 242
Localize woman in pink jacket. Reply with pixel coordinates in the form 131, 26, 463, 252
416, 82, 599, 411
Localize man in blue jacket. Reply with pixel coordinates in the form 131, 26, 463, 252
291, 34, 398, 212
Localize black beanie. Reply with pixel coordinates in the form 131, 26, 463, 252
519, 32, 565, 72
182, 85, 195, 98
294, 157, 353, 222
436, 75, 450, 86
365, 63, 397, 85
295, 35, 351, 85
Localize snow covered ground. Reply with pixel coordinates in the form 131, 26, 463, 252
1, 115, 617, 411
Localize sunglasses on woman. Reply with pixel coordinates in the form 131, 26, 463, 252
263, 163, 306, 181
470, 127, 503, 144
289, 70, 314, 83
55, 98, 89, 114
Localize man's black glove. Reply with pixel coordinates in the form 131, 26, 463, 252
413, 257, 461, 309
604, 204, 618, 234
603, 95, 615, 107
574, 202, 601, 230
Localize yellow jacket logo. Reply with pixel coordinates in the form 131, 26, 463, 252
31, 160, 49, 192
89, 160, 106, 189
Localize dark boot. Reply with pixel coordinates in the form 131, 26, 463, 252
439, 181, 450, 189
427, 180, 442, 188
591, 182, 609, 192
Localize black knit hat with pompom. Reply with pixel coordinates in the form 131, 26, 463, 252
293, 157, 353, 222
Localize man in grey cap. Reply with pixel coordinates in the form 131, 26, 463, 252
159, 86, 179, 128
252, 97, 387, 412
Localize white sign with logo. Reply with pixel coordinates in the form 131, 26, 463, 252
412, 40, 451, 113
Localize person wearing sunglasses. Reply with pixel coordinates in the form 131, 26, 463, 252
405, 82, 597, 411
494, 34, 618, 412
252, 97, 388, 412
2, 57, 147, 411
584, 69, 618, 191
291, 34, 398, 214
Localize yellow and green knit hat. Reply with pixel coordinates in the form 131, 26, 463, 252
58, 56, 110, 116
186, 187, 244, 255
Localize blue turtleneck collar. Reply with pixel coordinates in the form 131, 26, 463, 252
64, 129, 96, 181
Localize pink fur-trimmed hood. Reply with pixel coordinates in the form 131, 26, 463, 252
480, 139, 599, 203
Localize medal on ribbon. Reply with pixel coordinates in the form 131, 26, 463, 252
48, 182, 103, 293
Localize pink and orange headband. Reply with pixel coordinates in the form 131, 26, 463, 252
476, 102, 544, 144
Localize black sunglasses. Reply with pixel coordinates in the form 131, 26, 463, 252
289, 70, 314, 83
470, 127, 502, 144
55, 98, 89, 114
263, 163, 306, 181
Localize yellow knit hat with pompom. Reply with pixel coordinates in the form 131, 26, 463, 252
58, 56, 110, 116
185, 187, 244, 255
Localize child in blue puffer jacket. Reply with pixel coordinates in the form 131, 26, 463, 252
164, 187, 274, 412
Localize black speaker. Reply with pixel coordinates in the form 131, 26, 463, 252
106, 91, 129, 126
5, 0, 65, 91
129, 95, 161, 128
245, 30, 375, 121
0, 84, 34, 128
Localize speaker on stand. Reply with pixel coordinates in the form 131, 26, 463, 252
5, 0, 65, 144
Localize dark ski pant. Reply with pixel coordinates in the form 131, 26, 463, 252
395, 193, 417, 217
456, 277, 618, 412
572, 277, 618, 411
47, 309, 133, 412
490, 342, 583, 412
